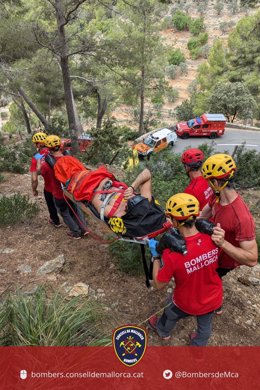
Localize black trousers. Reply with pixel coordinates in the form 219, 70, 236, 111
44, 189, 60, 225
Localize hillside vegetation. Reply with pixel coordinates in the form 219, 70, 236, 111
0, 0, 260, 145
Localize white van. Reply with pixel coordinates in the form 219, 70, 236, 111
134, 128, 177, 158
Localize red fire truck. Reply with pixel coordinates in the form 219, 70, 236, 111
60, 133, 93, 153
174, 113, 226, 139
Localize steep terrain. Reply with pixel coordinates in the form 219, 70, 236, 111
0, 172, 259, 346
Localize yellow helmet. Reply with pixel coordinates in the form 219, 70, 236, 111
45, 135, 61, 149
32, 132, 47, 144
165, 193, 199, 221
108, 217, 126, 235
202, 154, 236, 180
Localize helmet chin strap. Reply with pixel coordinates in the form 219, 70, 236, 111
209, 180, 229, 203
177, 215, 196, 227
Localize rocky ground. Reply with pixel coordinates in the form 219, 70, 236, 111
0, 172, 259, 346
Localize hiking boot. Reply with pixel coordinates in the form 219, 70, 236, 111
67, 232, 82, 240
215, 306, 223, 315
49, 219, 62, 228
80, 230, 90, 237
148, 315, 171, 341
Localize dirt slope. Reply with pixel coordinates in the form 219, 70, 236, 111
0, 172, 259, 346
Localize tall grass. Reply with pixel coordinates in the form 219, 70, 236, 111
0, 287, 109, 346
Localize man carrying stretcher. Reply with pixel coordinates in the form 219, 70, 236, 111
50, 147, 167, 238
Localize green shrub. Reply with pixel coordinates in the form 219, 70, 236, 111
109, 241, 144, 276
165, 64, 178, 79
190, 46, 203, 60
166, 88, 179, 103
0, 287, 109, 346
196, 2, 208, 15
175, 99, 195, 121
188, 32, 208, 59
151, 95, 164, 106
168, 48, 186, 66
84, 122, 126, 165
0, 194, 39, 226
214, 0, 224, 15
0, 112, 8, 120
189, 17, 205, 36
114, 126, 137, 142
173, 11, 191, 31
179, 62, 188, 75
161, 15, 173, 29
187, 32, 208, 51
233, 146, 260, 188
0, 138, 35, 174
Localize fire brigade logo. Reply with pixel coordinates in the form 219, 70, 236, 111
113, 325, 147, 367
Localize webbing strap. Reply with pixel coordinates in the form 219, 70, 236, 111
107, 192, 126, 218
140, 244, 152, 288
70, 171, 88, 194
100, 192, 117, 221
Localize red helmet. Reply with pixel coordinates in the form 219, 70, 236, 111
181, 148, 204, 166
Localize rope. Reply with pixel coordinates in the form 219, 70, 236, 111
63, 192, 119, 244
102, 300, 173, 347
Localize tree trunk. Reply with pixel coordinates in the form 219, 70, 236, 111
138, 66, 145, 135
96, 92, 107, 130
17, 87, 49, 131
72, 92, 83, 133
55, 0, 80, 153
13, 97, 32, 134
20, 99, 32, 134
138, 12, 147, 136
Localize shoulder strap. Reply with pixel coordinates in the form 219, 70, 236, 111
45, 154, 56, 168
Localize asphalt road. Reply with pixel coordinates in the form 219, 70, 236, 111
173, 128, 260, 155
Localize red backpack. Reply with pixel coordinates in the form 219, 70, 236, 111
67, 166, 116, 202
54, 156, 88, 184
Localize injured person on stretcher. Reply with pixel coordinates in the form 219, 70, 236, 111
53, 156, 168, 238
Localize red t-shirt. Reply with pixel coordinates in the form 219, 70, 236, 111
184, 176, 213, 210
40, 156, 63, 199
40, 159, 54, 193
209, 194, 256, 269
29, 148, 49, 172
157, 233, 222, 315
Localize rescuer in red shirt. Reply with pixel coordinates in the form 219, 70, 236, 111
30, 132, 61, 227
148, 193, 222, 345
42, 135, 88, 239
181, 148, 213, 210
200, 153, 258, 276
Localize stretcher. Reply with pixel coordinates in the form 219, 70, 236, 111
64, 189, 159, 287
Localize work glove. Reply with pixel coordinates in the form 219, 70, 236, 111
158, 228, 187, 255
195, 219, 215, 235
148, 238, 160, 257
34, 152, 43, 160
